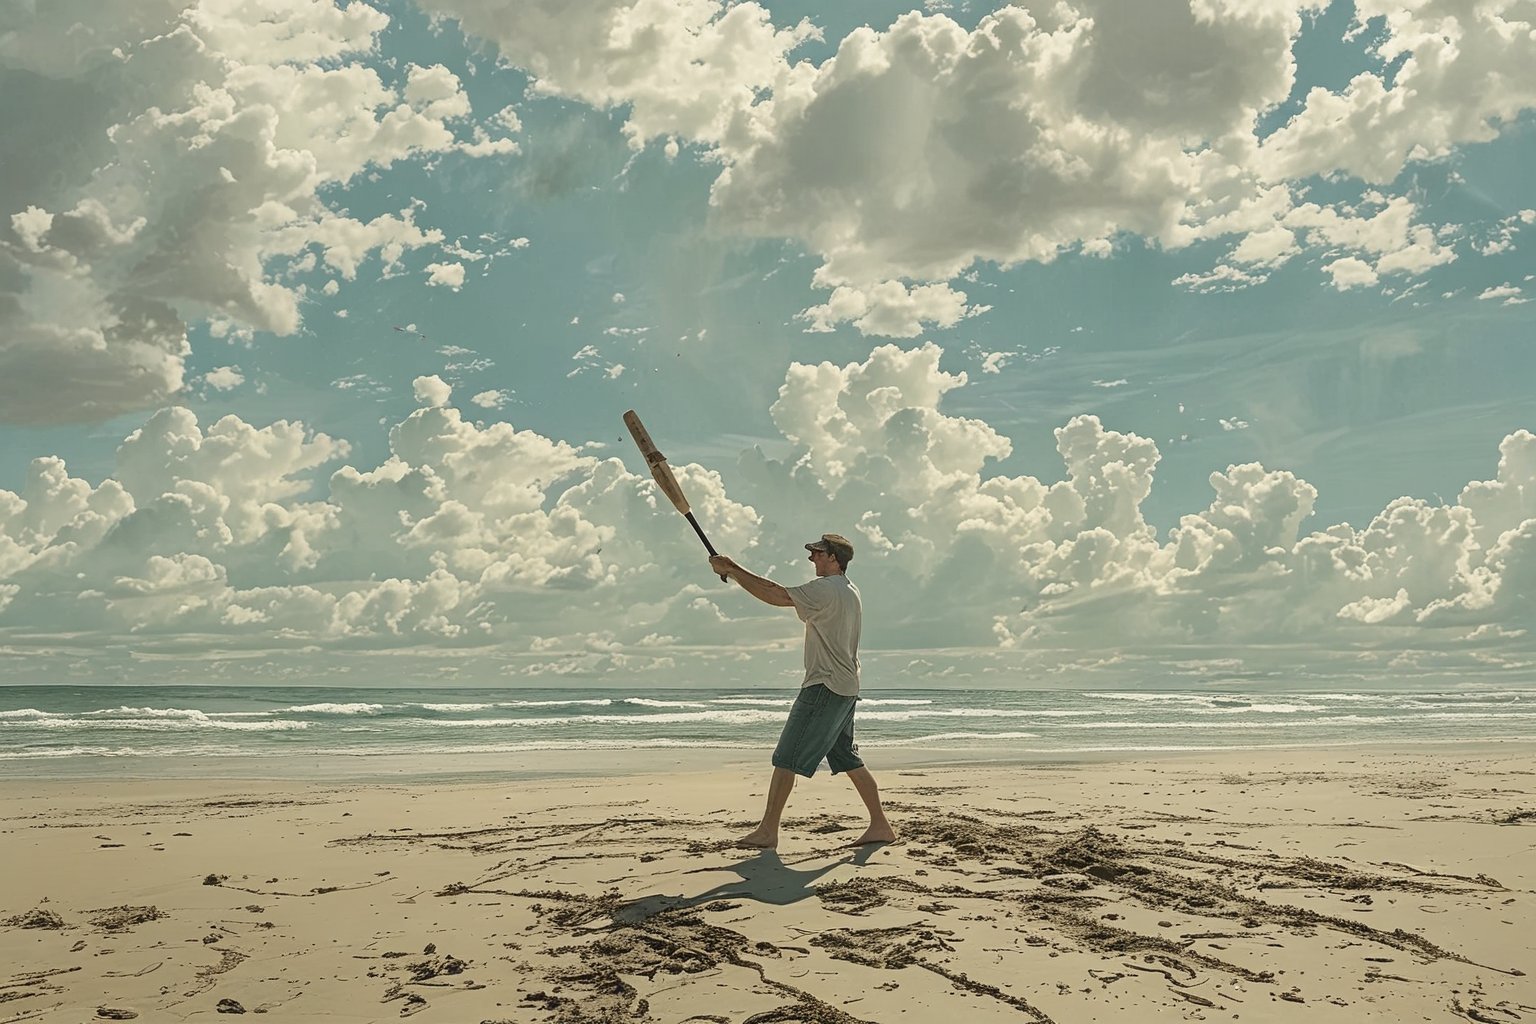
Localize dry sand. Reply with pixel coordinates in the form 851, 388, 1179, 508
2, 747, 1534, 1023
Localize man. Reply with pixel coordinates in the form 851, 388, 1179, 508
709, 534, 896, 850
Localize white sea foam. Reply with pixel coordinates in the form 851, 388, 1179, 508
875, 731, 1039, 745
1192, 703, 1327, 714
1369, 701, 1527, 710
5, 685, 1534, 776
85, 706, 213, 719
425, 709, 787, 727
1062, 721, 1277, 730
29, 716, 309, 732
1299, 693, 1396, 703
0, 746, 143, 759
1047, 743, 1289, 753
708, 698, 795, 707
277, 703, 385, 715
420, 707, 1053, 727
317, 739, 764, 756
623, 698, 707, 708
858, 709, 1051, 721
495, 699, 614, 708
1085, 692, 1222, 703
1317, 712, 1536, 724
707, 697, 937, 707
1011, 710, 1103, 718
637, 696, 932, 708
1044, 735, 1536, 753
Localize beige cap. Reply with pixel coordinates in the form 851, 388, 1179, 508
805, 533, 854, 564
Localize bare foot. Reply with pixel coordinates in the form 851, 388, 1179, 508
851, 826, 896, 846
735, 829, 778, 849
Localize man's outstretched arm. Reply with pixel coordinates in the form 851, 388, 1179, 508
710, 556, 794, 607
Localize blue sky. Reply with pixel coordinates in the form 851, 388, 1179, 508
1, 0, 1533, 688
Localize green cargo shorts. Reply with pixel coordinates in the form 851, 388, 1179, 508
772, 684, 863, 778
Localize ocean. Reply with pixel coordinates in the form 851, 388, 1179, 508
2, 685, 1534, 780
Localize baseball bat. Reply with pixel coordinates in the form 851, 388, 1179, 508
623, 410, 727, 581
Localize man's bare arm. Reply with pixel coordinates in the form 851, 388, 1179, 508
709, 556, 794, 607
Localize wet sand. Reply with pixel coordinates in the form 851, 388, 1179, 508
2, 747, 1534, 1022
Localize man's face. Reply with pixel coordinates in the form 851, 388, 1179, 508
808, 548, 836, 576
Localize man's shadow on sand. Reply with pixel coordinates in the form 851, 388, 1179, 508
610, 844, 886, 925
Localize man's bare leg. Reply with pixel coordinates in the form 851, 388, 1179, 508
845, 766, 896, 845
737, 766, 797, 848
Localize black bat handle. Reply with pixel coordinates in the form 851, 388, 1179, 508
686, 512, 728, 582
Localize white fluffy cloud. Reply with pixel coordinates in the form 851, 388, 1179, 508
1257, 0, 1536, 185
1323, 256, 1380, 290
412, 375, 453, 408
415, 0, 817, 149
428, 0, 1536, 330
0, 0, 515, 424
4, 341, 1529, 685
8, 0, 1528, 427
1479, 284, 1528, 305
425, 261, 467, 289
798, 281, 987, 338
710, 5, 1304, 284
0, 390, 765, 667
471, 389, 510, 409
203, 366, 245, 391
6, 340, 1529, 684
732, 345, 1536, 685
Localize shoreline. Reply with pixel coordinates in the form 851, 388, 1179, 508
7, 685, 1533, 788
4, 746, 1533, 1021
6, 734, 1536, 783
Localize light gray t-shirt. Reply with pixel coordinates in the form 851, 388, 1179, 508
785, 574, 862, 697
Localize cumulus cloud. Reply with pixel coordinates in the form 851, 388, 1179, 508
1173, 264, 1270, 293
744, 343, 1536, 687
743, 348, 1535, 678
11, 0, 1518, 409
1323, 256, 1380, 290
1229, 225, 1300, 268
203, 366, 245, 391
471, 389, 510, 409
979, 351, 1012, 375
425, 261, 467, 289
426, 0, 1535, 329
797, 281, 987, 338
416, 0, 818, 149
1, 341, 1533, 684
698, 345, 1536, 676
1478, 284, 1527, 305
709, 6, 1304, 283
1257, 0, 1536, 185
0, 0, 512, 424
413, 375, 453, 408
0, 388, 764, 668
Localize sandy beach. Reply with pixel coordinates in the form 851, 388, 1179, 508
3, 747, 1534, 1023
